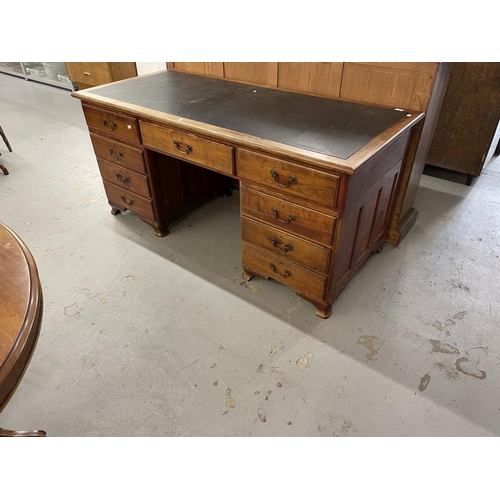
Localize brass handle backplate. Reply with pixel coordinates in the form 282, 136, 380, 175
270, 170, 296, 188
270, 208, 296, 224
101, 118, 117, 131
120, 196, 134, 206
83, 71, 91, 77
269, 238, 293, 253
173, 140, 193, 155
269, 264, 291, 278
109, 148, 123, 161
116, 173, 130, 184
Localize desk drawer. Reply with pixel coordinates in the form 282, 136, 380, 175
242, 242, 326, 298
237, 149, 340, 207
102, 181, 155, 220
241, 186, 336, 245
140, 121, 234, 175
83, 105, 140, 143
97, 158, 151, 198
90, 133, 145, 173
242, 217, 331, 275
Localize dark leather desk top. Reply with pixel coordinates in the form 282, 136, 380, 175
85, 71, 407, 160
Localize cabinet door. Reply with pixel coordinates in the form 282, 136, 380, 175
66, 62, 112, 86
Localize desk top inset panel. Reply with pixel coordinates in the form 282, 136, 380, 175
84, 71, 407, 160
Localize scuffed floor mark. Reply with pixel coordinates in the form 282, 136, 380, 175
225, 388, 236, 408
287, 421, 292, 426
256, 364, 264, 373
335, 385, 345, 397
429, 340, 460, 355
375, 306, 387, 318
64, 302, 82, 319
441, 215, 454, 223
42, 249, 54, 261
296, 352, 313, 370
435, 362, 459, 380
269, 338, 283, 357
45, 302, 54, 308
431, 320, 443, 332
258, 408, 267, 423
77, 288, 98, 299
210, 363, 216, 369
453, 311, 467, 320
122, 275, 135, 282
245, 284, 260, 294
456, 349, 487, 379
357, 336, 380, 360
101, 297, 108, 304
418, 373, 431, 391
277, 382, 283, 388
451, 279, 470, 292
445, 319, 456, 326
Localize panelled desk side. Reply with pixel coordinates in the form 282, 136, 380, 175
72, 72, 424, 318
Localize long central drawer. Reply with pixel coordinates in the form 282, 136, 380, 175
241, 186, 336, 245
140, 121, 234, 175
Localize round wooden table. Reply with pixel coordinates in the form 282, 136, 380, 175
0, 221, 45, 437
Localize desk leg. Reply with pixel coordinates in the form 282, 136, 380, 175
0, 427, 46, 437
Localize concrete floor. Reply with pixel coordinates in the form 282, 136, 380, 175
1, 73, 499, 437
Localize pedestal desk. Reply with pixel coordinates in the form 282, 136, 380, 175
73, 71, 424, 318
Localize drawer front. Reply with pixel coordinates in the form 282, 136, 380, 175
241, 217, 331, 275
90, 133, 145, 173
102, 181, 155, 220
242, 242, 326, 298
140, 121, 234, 175
67, 62, 112, 87
83, 105, 140, 143
97, 158, 151, 198
241, 186, 336, 245
237, 149, 340, 207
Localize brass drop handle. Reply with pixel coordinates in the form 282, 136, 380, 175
270, 169, 296, 188
270, 208, 296, 224
269, 238, 293, 253
116, 173, 130, 184
269, 264, 291, 278
101, 118, 117, 131
120, 196, 134, 206
173, 140, 193, 155
109, 148, 123, 161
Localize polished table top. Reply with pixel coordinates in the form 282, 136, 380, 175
0, 221, 43, 413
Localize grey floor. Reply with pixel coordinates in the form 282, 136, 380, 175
1, 73, 499, 437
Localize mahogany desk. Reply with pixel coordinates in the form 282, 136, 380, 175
0, 222, 45, 437
73, 71, 424, 318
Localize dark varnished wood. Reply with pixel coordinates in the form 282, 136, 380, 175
74, 71, 422, 318
83, 104, 140, 143
236, 149, 340, 208
140, 121, 234, 176
241, 217, 331, 275
242, 242, 327, 299
241, 186, 336, 246
427, 63, 500, 177
0, 222, 44, 436
90, 133, 145, 173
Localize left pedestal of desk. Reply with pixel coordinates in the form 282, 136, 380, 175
0, 222, 45, 437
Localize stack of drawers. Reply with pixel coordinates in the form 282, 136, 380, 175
83, 105, 157, 227
236, 149, 340, 313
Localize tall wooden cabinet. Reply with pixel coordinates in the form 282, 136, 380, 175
426, 62, 500, 184
66, 62, 137, 89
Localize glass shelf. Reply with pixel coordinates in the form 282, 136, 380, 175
0, 62, 76, 90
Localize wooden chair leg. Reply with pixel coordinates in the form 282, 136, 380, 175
0, 126, 13, 152
0, 160, 9, 176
